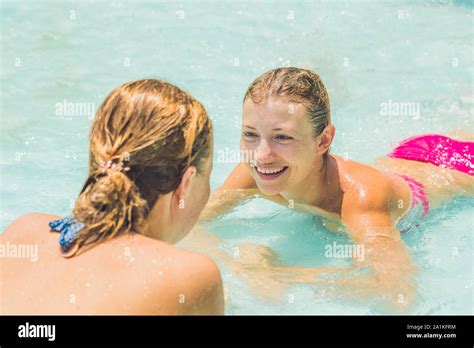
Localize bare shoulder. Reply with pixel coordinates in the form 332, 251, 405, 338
334, 156, 398, 241
167, 249, 224, 314
2, 212, 61, 237
134, 238, 224, 315
183, 253, 222, 290
335, 155, 393, 211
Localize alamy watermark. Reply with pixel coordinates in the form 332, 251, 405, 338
217, 148, 257, 164
324, 241, 365, 262
55, 99, 96, 118
18, 322, 55, 341
380, 99, 420, 118
0, 242, 38, 262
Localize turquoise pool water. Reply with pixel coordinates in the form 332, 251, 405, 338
1, 0, 473, 314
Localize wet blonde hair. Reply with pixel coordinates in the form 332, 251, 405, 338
244, 67, 331, 158
71, 79, 212, 254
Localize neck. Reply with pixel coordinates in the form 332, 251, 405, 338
281, 155, 342, 210
142, 193, 172, 242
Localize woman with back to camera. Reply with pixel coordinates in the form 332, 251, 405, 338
1, 79, 224, 315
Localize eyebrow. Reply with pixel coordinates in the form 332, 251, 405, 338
243, 125, 299, 134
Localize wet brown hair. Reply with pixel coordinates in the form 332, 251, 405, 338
71, 79, 212, 255
243, 67, 331, 158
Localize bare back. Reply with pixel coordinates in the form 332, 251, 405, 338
0, 214, 224, 315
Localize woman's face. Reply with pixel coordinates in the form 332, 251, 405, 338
241, 97, 320, 196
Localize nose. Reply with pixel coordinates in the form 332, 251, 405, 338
256, 139, 275, 163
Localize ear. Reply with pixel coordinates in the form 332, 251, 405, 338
174, 165, 197, 204
318, 124, 335, 155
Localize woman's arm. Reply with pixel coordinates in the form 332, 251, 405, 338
225, 218, 416, 309
225, 188, 417, 310
336, 212, 417, 309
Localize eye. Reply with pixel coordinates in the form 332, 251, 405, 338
242, 131, 258, 138
275, 134, 293, 141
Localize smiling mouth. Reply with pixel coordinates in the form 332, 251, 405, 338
253, 165, 289, 180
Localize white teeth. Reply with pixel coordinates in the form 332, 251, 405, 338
256, 166, 285, 174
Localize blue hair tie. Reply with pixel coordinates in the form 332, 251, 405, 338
48, 215, 85, 252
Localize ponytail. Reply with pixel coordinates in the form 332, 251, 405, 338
71, 161, 148, 254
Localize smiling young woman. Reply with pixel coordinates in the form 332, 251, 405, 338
193, 67, 474, 309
